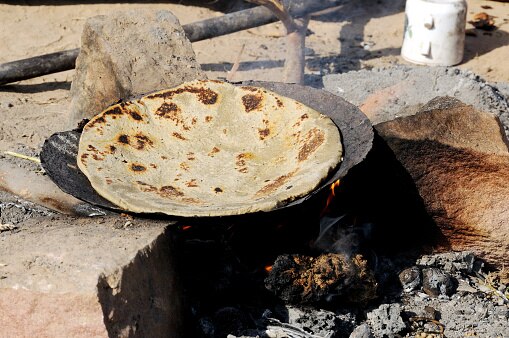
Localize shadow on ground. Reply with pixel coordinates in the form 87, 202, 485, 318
0, 81, 71, 93
464, 28, 509, 62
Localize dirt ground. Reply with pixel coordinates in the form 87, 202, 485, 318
0, 0, 508, 153
1, 2, 509, 337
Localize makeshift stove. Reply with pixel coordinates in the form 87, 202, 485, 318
36, 80, 388, 336
35, 80, 509, 338
168, 181, 380, 338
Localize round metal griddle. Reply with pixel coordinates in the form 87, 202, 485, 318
40, 81, 373, 215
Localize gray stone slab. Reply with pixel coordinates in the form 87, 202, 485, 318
323, 66, 509, 138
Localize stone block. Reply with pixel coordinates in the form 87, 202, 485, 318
0, 215, 183, 337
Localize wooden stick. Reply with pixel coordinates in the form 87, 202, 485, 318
0, 0, 345, 85
248, 0, 311, 84
226, 44, 246, 82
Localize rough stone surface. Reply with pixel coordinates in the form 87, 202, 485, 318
422, 268, 455, 297
69, 9, 205, 127
366, 303, 406, 338
0, 215, 183, 337
398, 266, 421, 293
402, 290, 509, 338
349, 323, 374, 338
416, 251, 477, 274
323, 66, 509, 137
495, 82, 509, 102
376, 97, 509, 268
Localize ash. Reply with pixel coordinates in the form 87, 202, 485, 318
173, 221, 509, 338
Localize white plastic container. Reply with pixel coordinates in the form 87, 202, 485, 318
401, 0, 467, 66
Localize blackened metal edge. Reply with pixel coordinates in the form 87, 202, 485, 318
40, 130, 122, 211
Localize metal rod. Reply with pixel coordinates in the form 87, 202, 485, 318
0, 0, 344, 85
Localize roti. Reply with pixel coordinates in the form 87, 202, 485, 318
77, 80, 343, 216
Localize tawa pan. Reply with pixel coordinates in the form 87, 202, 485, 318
40, 81, 373, 215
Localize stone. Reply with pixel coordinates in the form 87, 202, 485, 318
323, 66, 509, 138
376, 97, 509, 268
0, 215, 183, 337
422, 268, 455, 297
69, 9, 206, 127
366, 303, 406, 338
349, 323, 374, 338
399, 266, 422, 293
416, 251, 476, 274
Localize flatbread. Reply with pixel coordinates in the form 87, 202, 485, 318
77, 80, 343, 216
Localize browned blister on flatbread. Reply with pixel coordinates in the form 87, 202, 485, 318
77, 80, 343, 216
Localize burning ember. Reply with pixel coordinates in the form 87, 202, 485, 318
321, 179, 340, 216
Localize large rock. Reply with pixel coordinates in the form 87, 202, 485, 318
376, 97, 509, 267
69, 9, 206, 127
0, 215, 183, 337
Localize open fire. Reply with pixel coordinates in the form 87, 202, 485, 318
170, 175, 383, 337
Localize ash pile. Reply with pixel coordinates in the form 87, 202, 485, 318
175, 221, 509, 338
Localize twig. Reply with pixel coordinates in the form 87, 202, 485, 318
226, 44, 246, 82
3, 151, 41, 164
247, 0, 311, 84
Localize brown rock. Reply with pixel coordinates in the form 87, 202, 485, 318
69, 9, 206, 127
376, 97, 509, 267
0, 216, 183, 337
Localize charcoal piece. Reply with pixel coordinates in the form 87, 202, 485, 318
422, 268, 456, 297
264, 253, 377, 304
399, 266, 422, 292
212, 307, 251, 338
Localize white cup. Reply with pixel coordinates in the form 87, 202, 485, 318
401, 0, 467, 66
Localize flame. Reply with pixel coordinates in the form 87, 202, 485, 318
321, 179, 340, 216
181, 225, 192, 231
264, 265, 273, 273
